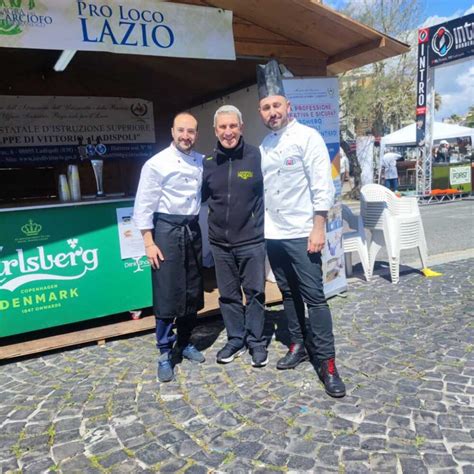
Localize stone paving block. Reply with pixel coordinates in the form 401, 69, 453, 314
333, 434, 360, 448
398, 456, 428, 473
134, 441, 170, 465
317, 444, 340, 465
239, 427, 266, 441
60, 454, 101, 473
257, 448, 289, 467
22, 458, 56, 473
423, 453, 459, 468
357, 422, 386, 435
0, 457, 19, 472
341, 449, 369, 462
342, 461, 371, 473
415, 422, 444, 440
159, 457, 187, 472
190, 450, 227, 469
99, 449, 130, 469
369, 453, 398, 471
452, 445, 474, 463
51, 440, 85, 462
287, 454, 316, 470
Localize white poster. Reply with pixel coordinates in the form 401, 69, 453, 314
284, 77, 347, 297
116, 207, 145, 260
0, 1, 235, 60
450, 166, 471, 186
0, 95, 155, 165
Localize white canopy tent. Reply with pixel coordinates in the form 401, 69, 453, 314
380, 122, 474, 156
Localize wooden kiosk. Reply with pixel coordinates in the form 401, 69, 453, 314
0, 0, 408, 358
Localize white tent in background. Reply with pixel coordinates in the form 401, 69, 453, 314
380, 122, 474, 156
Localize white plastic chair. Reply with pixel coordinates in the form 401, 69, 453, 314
342, 204, 370, 280
361, 184, 428, 284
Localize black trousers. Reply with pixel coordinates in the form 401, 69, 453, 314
267, 238, 335, 361
211, 241, 266, 349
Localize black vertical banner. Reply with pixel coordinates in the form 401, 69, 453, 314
416, 27, 430, 149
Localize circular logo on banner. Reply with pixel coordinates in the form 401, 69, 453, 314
431, 27, 454, 57
131, 102, 148, 117
95, 143, 107, 155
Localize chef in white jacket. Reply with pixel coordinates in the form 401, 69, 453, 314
133, 112, 205, 383
257, 60, 345, 398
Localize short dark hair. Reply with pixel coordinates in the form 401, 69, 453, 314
172, 111, 198, 131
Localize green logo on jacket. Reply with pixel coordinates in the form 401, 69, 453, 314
238, 171, 253, 180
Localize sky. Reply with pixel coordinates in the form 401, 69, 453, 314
324, 0, 474, 121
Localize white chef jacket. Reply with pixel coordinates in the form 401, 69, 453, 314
381, 152, 401, 180
260, 120, 335, 239
133, 143, 203, 230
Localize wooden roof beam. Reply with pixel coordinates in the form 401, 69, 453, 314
235, 41, 327, 61
327, 38, 386, 66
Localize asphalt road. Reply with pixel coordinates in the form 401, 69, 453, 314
344, 197, 474, 269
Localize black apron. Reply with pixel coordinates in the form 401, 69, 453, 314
151, 213, 204, 319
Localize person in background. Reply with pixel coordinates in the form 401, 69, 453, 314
436, 140, 450, 163
133, 112, 205, 383
381, 150, 402, 192
257, 59, 346, 398
202, 105, 268, 368
339, 147, 350, 183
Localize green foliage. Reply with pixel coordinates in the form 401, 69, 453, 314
466, 106, 474, 128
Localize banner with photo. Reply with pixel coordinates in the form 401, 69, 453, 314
284, 77, 346, 297
0, 95, 156, 166
0, 0, 235, 60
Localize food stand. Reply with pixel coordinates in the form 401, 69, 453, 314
0, 0, 408, 358
380, 122, 473, 194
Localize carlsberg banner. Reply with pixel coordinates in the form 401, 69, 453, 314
0, 201, 151, 338
0, 0, 235, 60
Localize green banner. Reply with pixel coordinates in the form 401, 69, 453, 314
0, 200, 151, 338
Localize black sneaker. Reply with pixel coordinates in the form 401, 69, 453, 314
251, 346, 269, 367
276, 343, 309, 370
216, 344, 246, 364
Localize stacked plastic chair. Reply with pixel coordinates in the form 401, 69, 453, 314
360, 184, 428, 284
342, 204, 370, 280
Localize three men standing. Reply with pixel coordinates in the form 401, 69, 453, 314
202, 105, 268, 367
133, 61, 345, 397
133, 112, 206, 383
257, 60, 346, 397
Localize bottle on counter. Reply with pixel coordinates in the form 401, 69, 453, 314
58, 174, 71, 202
67, 164, 82, 201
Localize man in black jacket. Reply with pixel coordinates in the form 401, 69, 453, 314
202, 105, 268, 367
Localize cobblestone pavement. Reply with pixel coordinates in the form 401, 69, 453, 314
1, 259, 473, 473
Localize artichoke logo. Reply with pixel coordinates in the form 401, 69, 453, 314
0, 0, 36, 36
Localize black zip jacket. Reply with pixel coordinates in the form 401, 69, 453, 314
202, 138, 264, 247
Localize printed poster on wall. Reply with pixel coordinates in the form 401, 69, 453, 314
0, 95, 156, 166
116, 207, 146, 260
0, 0, 235, 60
283, 77, 347, 297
